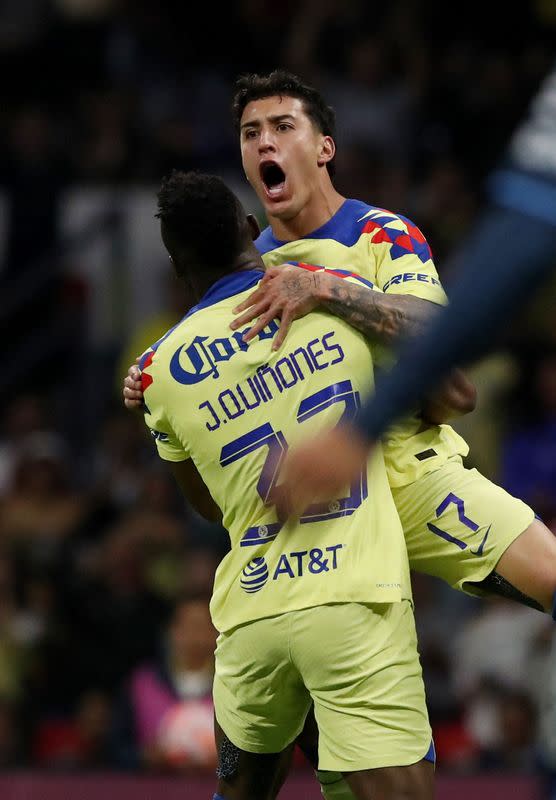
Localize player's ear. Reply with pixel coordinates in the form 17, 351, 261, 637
247, 214, 261, 241
317, 135, 335, 168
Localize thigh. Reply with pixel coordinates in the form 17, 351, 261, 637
394, 459, 535, 595
295, 704, 319, 768
214, 716, 294, 800
291, 602, 432, 773
213, 613, 312, 756
492, 516, 556, 611
345, 758, 434, 800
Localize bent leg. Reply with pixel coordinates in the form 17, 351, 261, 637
488, 517, 556, 613
394, 459, 554, 610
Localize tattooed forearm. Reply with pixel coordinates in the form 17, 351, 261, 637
320, 277, 440, 345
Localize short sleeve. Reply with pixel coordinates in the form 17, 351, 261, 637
364, 210, 448, 305
141, 353, 189, 463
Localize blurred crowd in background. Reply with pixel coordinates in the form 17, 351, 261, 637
1, 0, 556, 781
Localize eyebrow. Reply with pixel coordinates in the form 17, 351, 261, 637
240, 113, 296, 130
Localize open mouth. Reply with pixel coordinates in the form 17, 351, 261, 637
260, 162, 287, 199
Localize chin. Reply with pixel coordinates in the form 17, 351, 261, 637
264, 198, 298, 221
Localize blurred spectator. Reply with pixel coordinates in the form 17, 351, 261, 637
0, 698, 23, 767
413, 157, 478, 264
452, 598, 550, 700
31, 689, 112, 770
0, 394, 47, 492
539, 628, 556, 793
72, 89, 138, 182
181, 547, 221, 596
112, 593, 216, 771
58, 525, 169, 700
477, 688, 539, 772
450, 597, 551, 770
1, 432, 87, 568
92, 408, 152, 510
0, 107, 66, 281
0, 552, 30, 701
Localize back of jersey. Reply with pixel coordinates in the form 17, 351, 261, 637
142, 270, 409, 633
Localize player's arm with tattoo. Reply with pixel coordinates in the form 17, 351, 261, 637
230, 264, 474, 420
230, 264, 438, 350
317, 271, 437, 345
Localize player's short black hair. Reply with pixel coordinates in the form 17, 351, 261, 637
156, 170, 244, 276
231, 70, 337, 177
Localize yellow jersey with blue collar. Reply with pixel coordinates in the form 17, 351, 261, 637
256, 199, 469, 487
140, 269, 410, 633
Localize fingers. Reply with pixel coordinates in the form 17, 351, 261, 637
124, 397, 142, 410
242, 307, 282, 343
271, 309, 294, 351
128, 362, 141, 380
261, 265, 284, 282
124, 361, 144, 412
232, 286, 267, 315
124, 373, 142, 391
230, 301, 271, 331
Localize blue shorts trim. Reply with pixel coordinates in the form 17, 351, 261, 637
423, 740, 436, 764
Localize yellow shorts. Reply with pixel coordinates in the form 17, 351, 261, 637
213, 600, 431, 772
393, 457, 535, 595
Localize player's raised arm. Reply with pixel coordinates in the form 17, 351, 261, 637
231, 262, 439, 351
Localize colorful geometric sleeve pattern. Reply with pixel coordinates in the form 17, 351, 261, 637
359, 209, 446, 303
361, 210, 433, 265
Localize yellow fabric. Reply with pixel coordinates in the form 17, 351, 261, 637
213, 601, 431, 771
393, 456, 535, 593
258, 199, 469, 488
141, 271, 410, 633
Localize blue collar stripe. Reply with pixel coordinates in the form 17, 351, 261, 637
255, 199, 375, 254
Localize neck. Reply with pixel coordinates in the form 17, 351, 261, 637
185, 248, 263, 304
269, 183, 345, 241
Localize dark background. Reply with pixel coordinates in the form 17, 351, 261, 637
1, 0, 556, 791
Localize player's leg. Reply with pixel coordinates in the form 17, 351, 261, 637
212, 612, 312, 800
293, 707, 356, 800
344, 759, 434, 800
295, 705, 435, 800
394, 456, 555, 613
292, 601, 434, 800
477, 516, 556, 615
214, 717, 294, 800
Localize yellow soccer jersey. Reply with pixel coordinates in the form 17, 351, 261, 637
140, 269, 410, 633
256, 199, 469, 487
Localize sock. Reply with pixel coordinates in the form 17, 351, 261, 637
552, 590, 556, 621
317, 770, 356, 800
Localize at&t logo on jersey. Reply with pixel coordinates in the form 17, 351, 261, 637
240, 558, 269, 593
240, 545, 344, 594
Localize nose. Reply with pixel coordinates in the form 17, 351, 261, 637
258, 128, 276, 154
